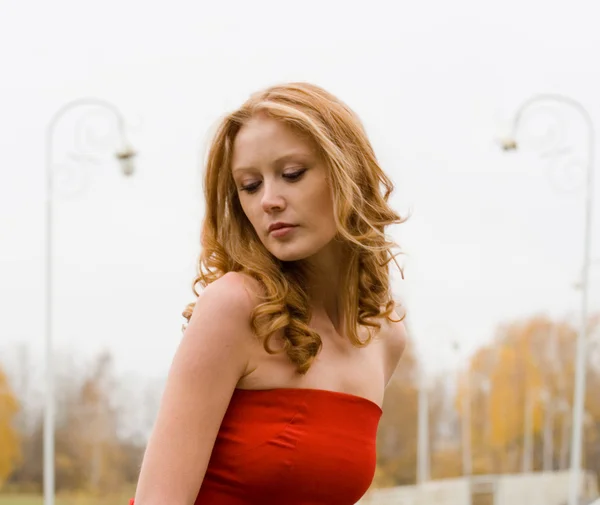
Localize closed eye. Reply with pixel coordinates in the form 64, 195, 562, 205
239, 182, 260, 194
239, 169, 307, 194
283, 168, 307, 181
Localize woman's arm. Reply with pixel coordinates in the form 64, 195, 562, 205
133, 272, 256, 505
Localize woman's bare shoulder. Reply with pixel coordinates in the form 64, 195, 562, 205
380, 308, 407, 387
197, 271, 264, 315
181, 271, 266, 369
134, 273, 266, 504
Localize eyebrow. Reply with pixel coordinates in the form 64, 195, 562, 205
232, 151, 314, 174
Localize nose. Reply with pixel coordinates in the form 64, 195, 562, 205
261, 181, 286, 213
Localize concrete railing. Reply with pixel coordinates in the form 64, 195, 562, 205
358, 471, 599, 505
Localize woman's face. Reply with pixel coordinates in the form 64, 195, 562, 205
231, 114, 338, 262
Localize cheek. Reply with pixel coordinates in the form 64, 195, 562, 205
238, 199, 260, 230
310, 186, 337, 233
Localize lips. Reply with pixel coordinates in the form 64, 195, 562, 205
268, 222, 297, 233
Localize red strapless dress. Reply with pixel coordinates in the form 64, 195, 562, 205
130, 387, 382, 505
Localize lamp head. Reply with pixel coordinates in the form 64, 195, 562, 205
116, 146, 136, 176
500, 138, 518, 151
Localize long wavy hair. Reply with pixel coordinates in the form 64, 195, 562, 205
183, 82, 407, 374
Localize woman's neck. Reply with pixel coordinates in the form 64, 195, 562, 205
303, 240, 350, 331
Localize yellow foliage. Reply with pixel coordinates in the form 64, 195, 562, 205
373, 338, 420, 487
431, 447, 462, 479
0, 367, 21, 487
454, 314, 600, 474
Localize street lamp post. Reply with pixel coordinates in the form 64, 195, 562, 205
500, 94, 595, 505
540, 390, 555, 472
461, 370, 472, 478
521, 389, 533, 473
417, 366, 430, 485
461, 369, 492, 477
449, 342, 473, 478
44, 98, 136, 505
454, 338, 496, 478
558, 399, 572, 471
405, 317, 430, 485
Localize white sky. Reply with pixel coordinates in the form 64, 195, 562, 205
1, 0, 600, 383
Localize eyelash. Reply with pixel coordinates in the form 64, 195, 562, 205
240, 169, 307, 194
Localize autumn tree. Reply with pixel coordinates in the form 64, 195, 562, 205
53, 351, 127, 493
429, 372, 462, 480
5, 348, 148, 494
456, 313, 600, 477
0, 365, 21, 488
372, 337, 420, 487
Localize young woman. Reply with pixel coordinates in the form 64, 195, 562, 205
132, 82, 407, 505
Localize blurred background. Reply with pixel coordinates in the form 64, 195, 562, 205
1, 1, 600, 504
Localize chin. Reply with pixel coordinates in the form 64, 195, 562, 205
266, 242, 317, 263
270, 248, 311, 262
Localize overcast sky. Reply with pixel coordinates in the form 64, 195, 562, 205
1, 0, 600, 383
